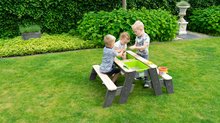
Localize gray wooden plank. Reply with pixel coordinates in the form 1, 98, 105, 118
92, 65, 117, 91
119, 71, 136, 104
103, 90, 116, 108
148, 68, 163, 96
89, 67, 97, 80
164, 80, 174, 94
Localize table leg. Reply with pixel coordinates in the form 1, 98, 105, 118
103, 90, 116, 108
148, 68, 163, 96
119, 71, 136, 104
89, 68, 97, 80
164, 79, 174, 94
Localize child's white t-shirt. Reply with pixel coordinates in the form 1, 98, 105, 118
114, 40, 127, 50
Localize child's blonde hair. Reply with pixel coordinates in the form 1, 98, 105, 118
131, 20, 144, 30
120, 32, 130, 41
104, 34, 116, 47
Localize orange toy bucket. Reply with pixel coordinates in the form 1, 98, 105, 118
158, 66, 168, 74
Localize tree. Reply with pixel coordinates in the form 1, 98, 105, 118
122, 0, 127, 9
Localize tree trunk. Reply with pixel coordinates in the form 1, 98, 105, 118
122, 0, 127, 9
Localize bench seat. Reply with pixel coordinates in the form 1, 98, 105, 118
90, 65, 117, 108
92, 65, 117, 91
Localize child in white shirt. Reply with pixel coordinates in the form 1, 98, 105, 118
114, 32, 130, 60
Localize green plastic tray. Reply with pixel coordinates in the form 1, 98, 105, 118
126, 53, 135, 59
123, 59, 149, 73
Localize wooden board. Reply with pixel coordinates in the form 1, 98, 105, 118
93, 65, 117, 91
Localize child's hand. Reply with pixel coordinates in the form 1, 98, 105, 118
129, 46, 136, 50
118, 50, 124, 57
120, 49, 124, 52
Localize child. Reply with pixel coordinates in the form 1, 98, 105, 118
129, 20, 151, 88
100, 34, 123, 83
114, 32, 130, 60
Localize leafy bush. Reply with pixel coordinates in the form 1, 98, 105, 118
1, 0, 219, 38
188, 6, 220, 36
0, 0, 120, 38
188, 0, 220, 9
19, 25, 41, 33
0, 34, 95, 57
77, 8, 178, 45
185, 0, 220, 21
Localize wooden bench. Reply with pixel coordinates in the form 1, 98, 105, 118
89, 65, 117, 108
126, 50, 174, 95
90, 65, 135, 107
158, 73, 173, 94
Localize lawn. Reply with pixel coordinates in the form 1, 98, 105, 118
0, 37, 220, 123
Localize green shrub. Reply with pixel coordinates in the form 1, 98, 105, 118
1, 0, 219, 38
19, 24, 41, 33
189, 6, 220, 36
0, 34, 95, 57
188, 0, 220, 9
0, 0, 120, 38
77, 8, 178, 46
185, 0, 220, 22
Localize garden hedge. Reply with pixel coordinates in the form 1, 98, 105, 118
77, 8, 178, 45
188, 6, 220, 36
0, 0, 219, 38
189, 6, 220, 36
0, 0, 120, 38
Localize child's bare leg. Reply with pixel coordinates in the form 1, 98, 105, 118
112, 73, 120, 83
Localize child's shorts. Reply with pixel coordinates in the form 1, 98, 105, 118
137, 53, 148, 60
104, 67, 120, 76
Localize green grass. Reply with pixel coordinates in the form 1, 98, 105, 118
0, 37, 220, 122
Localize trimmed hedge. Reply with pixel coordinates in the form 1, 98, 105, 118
0, 0, 79, 37
188, 6, 220, 36
189, 0, 220, 9
0, 0, 219, 38
0, 34, 95, 58
186, 0, 220, 21
0, 0, 120, 38
77, 8, 178, 45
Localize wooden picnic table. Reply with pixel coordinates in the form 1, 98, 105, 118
90, 50, 174, 107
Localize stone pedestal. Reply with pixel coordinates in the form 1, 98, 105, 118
22, 32, 41, 40
178, 19, 188, 35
